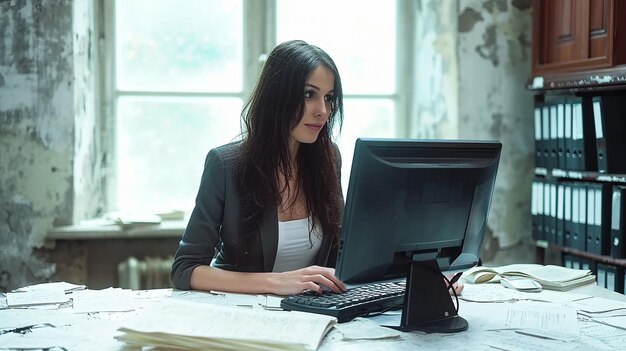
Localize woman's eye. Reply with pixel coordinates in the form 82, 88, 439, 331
324, 95, 334, 102
304, 91, 315, 99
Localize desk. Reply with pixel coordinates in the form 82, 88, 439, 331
2, 282, 626, 350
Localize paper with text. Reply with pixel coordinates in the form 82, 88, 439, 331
504, 302, 579, 339
117, 299, 336, 351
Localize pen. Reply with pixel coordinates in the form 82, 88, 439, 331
515, 330, 556, 340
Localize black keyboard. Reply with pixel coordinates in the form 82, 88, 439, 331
280, 280, 405, 323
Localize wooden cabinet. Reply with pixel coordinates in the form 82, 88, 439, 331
529, 0, 626, 293
532, 0, 626, 75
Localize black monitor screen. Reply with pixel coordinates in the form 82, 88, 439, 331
335, 138, 501, 284
334, 138, 501, 332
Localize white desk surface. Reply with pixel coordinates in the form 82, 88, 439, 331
2, 282, 626, 351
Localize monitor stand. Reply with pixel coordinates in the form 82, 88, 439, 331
396, 259, 468, 333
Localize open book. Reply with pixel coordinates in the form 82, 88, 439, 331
462, 264, 596, 291
116, 299, 336, 351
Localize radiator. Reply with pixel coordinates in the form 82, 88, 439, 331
117, 256, 174, 290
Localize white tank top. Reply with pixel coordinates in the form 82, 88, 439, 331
272, 217, 322, 272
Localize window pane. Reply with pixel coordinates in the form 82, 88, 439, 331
116, 97, 242, 213
336, 99, 395, 194
115, 0, 243, 92
276, 0, 396, 95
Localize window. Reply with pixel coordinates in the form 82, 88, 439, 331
102, 0, 413, 213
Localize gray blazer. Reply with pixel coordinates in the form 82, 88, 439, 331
171, 141, 342, 290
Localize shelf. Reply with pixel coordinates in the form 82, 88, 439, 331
47, 220, 186, 240
534, 168, 626, 184
527, 66, 626, 93
534, 240, 626, 268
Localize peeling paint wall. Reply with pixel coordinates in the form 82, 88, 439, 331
0, 0, 101, 291
457, 0, 535, 261
412, 0, 535, 264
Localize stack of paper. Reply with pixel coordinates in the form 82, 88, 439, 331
13, 282, 86, 293
104, 211, 162, 226
71, 288, 134, 313
463, 264, 596, 291
6, 282, 86, 308
116, 299, 336, 351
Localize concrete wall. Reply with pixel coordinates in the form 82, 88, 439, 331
0, 0, 103, 292
1, 0, 74, 291
0, 0, 541, 291
413, 0, 537, 264
457, 0, 536, 263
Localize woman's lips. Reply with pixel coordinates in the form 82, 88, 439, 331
305, 123, 323, 132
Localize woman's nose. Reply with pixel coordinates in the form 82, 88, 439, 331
316, 98, 328, 117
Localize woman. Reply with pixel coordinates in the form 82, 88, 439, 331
171, 40, 347, 295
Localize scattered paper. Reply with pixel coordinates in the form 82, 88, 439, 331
460, 282, 590, 304
0, 309, 68, 329
579, 317, 626, 339
0, 325, 81, 350
334, 317, 401, 340
592, 315, 626, 330
71, 288, 135, 313
7, 290, 68, 307
169, 290, 256, 307
504, 301, 579, 340
480, 329, 576, 351
258, 294, 284, 310
566, 296, 626, 314
3, 281, 626, 350
6, 281, 88, 307
14, 282, 86, 294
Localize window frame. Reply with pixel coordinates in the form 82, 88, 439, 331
98, 0, 415, 212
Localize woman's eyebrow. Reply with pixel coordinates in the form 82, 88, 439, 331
305, 83, 321, 90
305, 83, 334, 94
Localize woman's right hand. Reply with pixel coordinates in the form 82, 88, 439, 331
269, 265, 347, 296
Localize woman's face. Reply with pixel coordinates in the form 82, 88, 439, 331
290, 65, 335, 147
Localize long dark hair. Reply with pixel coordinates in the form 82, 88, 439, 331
235, 40, 344, 254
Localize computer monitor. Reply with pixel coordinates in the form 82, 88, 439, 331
335, 137, 501, 333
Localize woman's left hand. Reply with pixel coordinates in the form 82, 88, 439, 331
444, 274, 464, 295
450, 281, 464, 295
